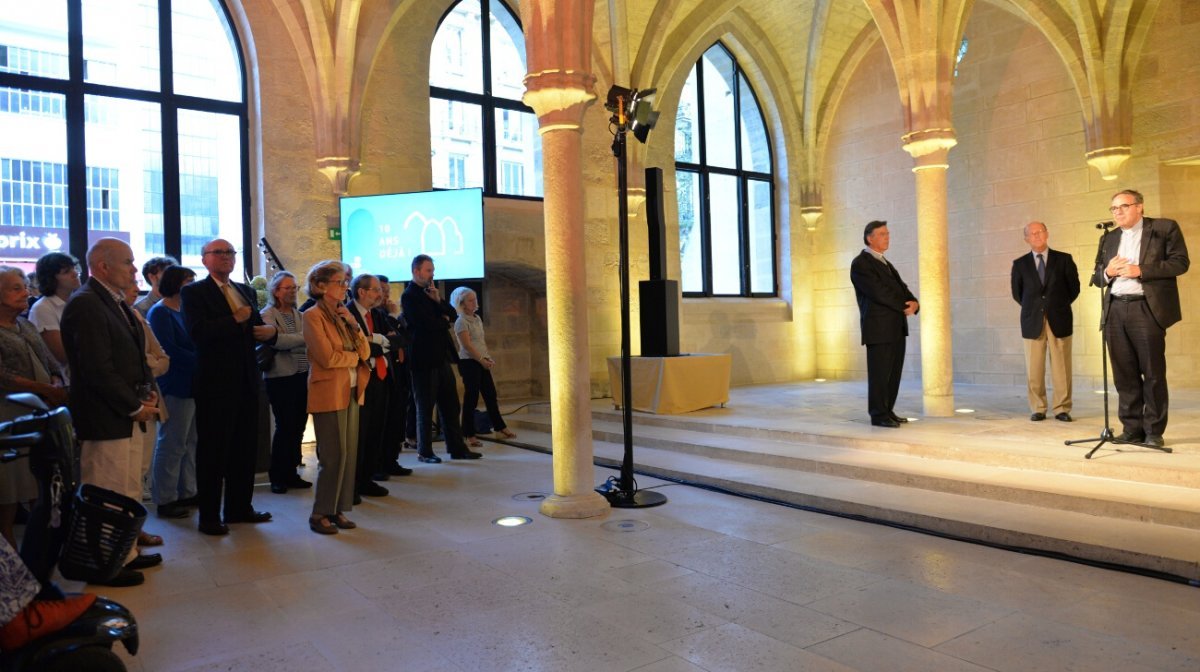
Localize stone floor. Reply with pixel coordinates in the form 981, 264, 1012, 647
58, 422, 1199, 672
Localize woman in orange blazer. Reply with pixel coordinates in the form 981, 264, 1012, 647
302, 260, 370, 535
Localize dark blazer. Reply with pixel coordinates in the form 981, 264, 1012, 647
400, 282, 458, 371
850, 250, 918, 345
180, 277, 269, 397
61, 278, 152, 440
1011, 248, 1080, 339
346, 301, 390, 377
1090, 217, 1190, 329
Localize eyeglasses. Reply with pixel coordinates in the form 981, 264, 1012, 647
203, 249, 238, 257
1109, 203, 1139, 213
324, 279, 347, 286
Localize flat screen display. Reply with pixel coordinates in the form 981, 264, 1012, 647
339, 188, 485, 281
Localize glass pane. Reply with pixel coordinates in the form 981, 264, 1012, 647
0, 1, 70, 80
494, 108, 541, 196
83, 96, 161, 285
0, 87, 67, 272
739, 74, 770, 173
430, 0, 483, 94
82, 0, 160, 91
677, 170, 702, 293
430, 98, 483, 190
709, 173, 740, 295
701, 46, 736, 169
176, 109, 242, 273
674, 64, 699, 164
489, 2, 525, 100
172, 0, 242, 102
747, 179, 773, 293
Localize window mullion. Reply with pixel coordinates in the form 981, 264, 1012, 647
159, 0, 182, 260
66, 0, 90, 266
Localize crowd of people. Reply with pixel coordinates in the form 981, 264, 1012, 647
0, 239, 516, 589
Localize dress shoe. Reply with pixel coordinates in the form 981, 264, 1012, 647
287, 476, 313, 489
0, 594, 98, 650
386, 461, 413, 476
89, 568, 144, 587
1144, 435, 1165, 448
175, 495, 199, 507
889, 414, 908, 423
328, 513, 357, 530
449, 450, 482, 460
370, 472, 390, 482
358, 481, 389, 497
157, 503, 190, 519
417, 453, 442, 464
125, 553, 163, 570
352, 494, 362, 505
225, 510, 272, 524
1115, 430, 1146, 443
270, 484, 288, 494
1055, 413, 1073, 422
309, 515, 338, 535
870, 417, 900, 428
1030, 412, 1046, 421
198, 520, 229, 536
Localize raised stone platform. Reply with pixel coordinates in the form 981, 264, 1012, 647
502, 381, 1200, 582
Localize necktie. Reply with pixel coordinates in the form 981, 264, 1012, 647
221, 283, 240, 313
364, 311, 386, 380
1036, 253, 1046, 284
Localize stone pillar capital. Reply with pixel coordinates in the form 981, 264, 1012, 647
523, 70, 597, 132
901, 128, 957, 170
316, 156, 360, 196
1085, 146, 1132, 182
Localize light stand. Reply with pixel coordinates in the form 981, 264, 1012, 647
597, 85, 666, 508
1065, 222, 1171, 458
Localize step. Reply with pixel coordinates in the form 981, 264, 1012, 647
504, 427, 1200, 582
507, 412, 1200, 530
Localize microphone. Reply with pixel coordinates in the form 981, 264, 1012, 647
1096, 221, 1115, 230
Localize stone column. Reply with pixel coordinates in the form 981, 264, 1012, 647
523, 80, 610, 519
903, 130, 956, 416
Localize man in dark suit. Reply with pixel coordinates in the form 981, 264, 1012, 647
376, 275, 413, 477
61, 238, 162, 586
1092, 189, 1190, 448
402, 254, 480, 461
1011, 221, 1080, 422
850, 221, 919, 428
181, 239, 276, 535
346, 273, 392, 499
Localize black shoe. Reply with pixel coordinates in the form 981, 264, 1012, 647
1055, 413, 1073, 422
175, 495, 199, 508
871, 417, 900, 428
198, 520, 229, 536
157, 503, 190, 519
1115, 431, 1146, 443
386, 461, 413, 476
125, 553, 163, 570
225, 510, 272, 524
370, 472, 390, 482
90, 568, 144, 587
449, 450, 482, 460
889, 414, 908, 423
353, 494, 362, 505
358, 481, 389, 497
1030, 412, 1046, 421
287, 476, 313, 489
1144, 435, 1165, 448
270, 484, 288, 494
417, 454, 442, 464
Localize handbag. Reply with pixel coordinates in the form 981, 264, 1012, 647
255, 343, 276, 372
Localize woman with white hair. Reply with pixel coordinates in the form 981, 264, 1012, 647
450, 286, 515, 447
261, 271, 312, 494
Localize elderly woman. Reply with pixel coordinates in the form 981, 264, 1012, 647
302, 260, 369, 535
450, 287, 516, 447
124, 280, 170, 547
0, 266, 67, 548
261, 271, 312, 494
147, 266, 199, 520
28, 252, 81, 379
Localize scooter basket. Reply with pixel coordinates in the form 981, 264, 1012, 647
58, 484, 147, 583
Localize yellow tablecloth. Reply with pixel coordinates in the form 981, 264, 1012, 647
607, 353, 732, 414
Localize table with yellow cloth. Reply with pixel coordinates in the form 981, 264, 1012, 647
606, 353, 732, 414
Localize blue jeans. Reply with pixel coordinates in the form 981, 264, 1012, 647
151, 394, 198, 505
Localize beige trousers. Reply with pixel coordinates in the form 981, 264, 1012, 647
81, 427, 145, 564
1023, 318, 1072, 415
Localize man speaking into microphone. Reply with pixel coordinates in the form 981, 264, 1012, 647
1092, 189, 1190, 448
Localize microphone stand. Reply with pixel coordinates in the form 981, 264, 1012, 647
1065, 222, 1172, 457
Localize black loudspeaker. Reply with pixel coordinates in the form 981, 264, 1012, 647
639, 279, 679, 357
645, 167, 667, 281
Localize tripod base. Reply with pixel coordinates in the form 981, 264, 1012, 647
598, 488, 668, 508
1066, 428, 1173, 459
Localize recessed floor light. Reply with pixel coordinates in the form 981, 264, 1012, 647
492, 516, 532, 527
814, 378, 827, 382
955, 408, 975, 414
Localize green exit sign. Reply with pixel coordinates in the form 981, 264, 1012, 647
328, 228, 341, 241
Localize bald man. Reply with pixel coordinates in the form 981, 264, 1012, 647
61, 238, 162, 586
1011, 221, 1079, 422
180, 239, 276, 535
